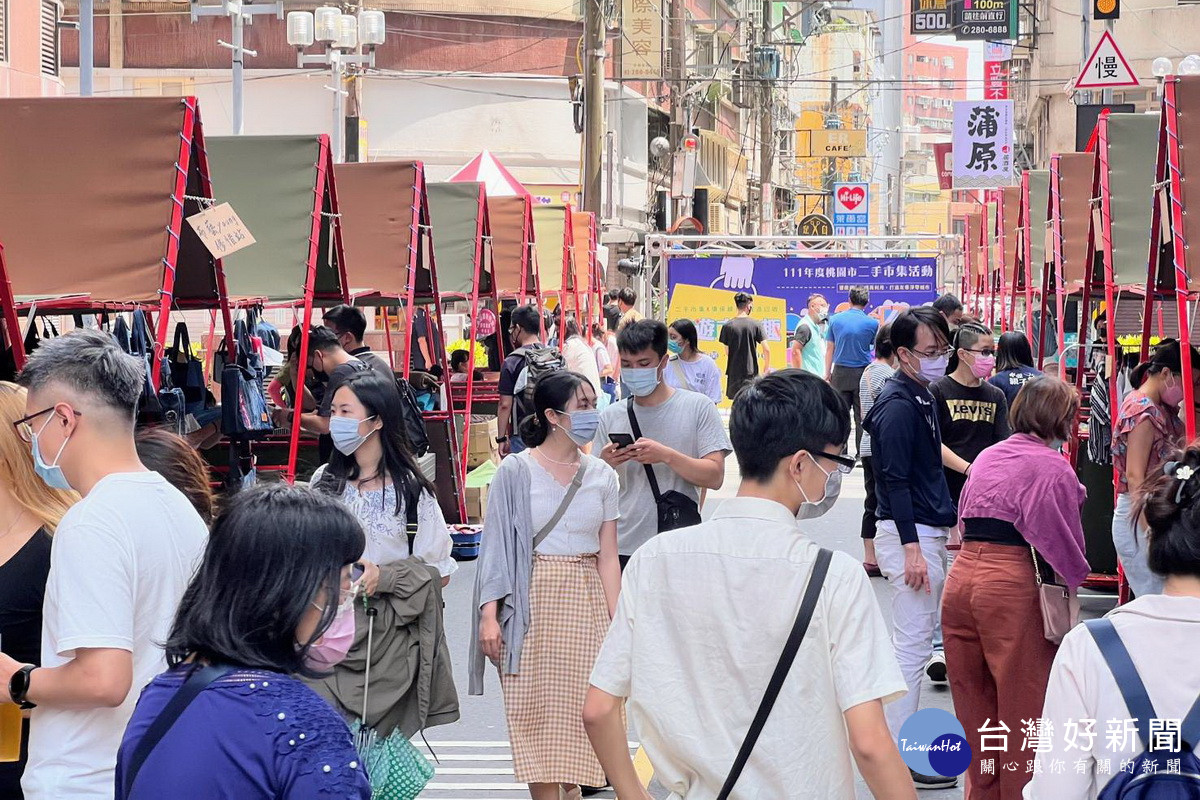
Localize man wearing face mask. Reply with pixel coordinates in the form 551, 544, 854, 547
594, 320, 731, 566
861, 307, 959, 791
791, 293, 829, 376
285, 326, 370, 439
585, 370, 915, 800
0, 330, 208, 800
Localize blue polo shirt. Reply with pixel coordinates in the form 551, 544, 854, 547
825, 307, 879, 368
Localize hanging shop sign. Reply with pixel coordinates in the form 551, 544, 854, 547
186, 203, 256, 258
911, 0, 953, 34
621, 0, 664, 79
952, 0, 1017, 41
807, 129, 868, 157
984, 61, 1009, 100
831, 182, 870, 236
952, 100, 1014, 188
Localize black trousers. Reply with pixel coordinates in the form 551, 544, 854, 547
830, 365, 866, 453
861, 456, 878, 540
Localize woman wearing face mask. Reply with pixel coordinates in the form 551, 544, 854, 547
309, 372, 460, 744
929, 323, 1012, 515
941, 377, 1089, 800
663, 318, 722, 404
471, 370, 622, 800
1112, 338, 1197, 596
115, 484, 370, 799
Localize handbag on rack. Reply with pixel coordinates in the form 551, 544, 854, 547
716, 549, 832, 800
220, 318, 273, 439
127, 311, 187, 435
626, 402, 702, 532
165, 322, 207, 406
1032, 545, 1079, 645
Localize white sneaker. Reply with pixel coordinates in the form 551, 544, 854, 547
925, 650, 947, 683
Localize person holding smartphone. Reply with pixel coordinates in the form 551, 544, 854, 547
593, 320, 731, 566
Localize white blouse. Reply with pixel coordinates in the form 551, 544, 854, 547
311, 465, 457, 577
521, 451, 620, 556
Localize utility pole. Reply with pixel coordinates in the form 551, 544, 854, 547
191, 1, 283, 135
1101, 19, 1115, 104
824, 76, 839, 216
668, 0, 687, 222
582, 0, 606, 215
757, 0, 773, 235
1079, 0, 1091, 105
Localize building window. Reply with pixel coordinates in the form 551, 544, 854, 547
40, 0, 59, 77
0, 0, 8, 63
133, 78, 197, 97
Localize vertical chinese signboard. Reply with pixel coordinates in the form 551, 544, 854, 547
952, 100, 1014, 189
621, 0, 664, 79
984, 61, 1009, 100
832, 182, 870, 235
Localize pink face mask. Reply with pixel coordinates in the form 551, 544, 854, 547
969, 354, 996, 379
1161, 376, 1186, 408
305, 599, 356, 671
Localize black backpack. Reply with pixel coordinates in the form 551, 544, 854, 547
510, 344, 565, 425
395, 376, 431, 457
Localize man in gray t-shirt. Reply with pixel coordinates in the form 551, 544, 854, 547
594, 320, 732, 558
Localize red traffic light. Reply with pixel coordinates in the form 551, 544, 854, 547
682, 135, 700, 152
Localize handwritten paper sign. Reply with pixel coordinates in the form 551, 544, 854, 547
186, 202, 256, 258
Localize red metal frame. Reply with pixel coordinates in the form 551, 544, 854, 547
0, 244, 22, 370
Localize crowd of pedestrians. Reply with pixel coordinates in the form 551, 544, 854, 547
2, 284, 1199, 800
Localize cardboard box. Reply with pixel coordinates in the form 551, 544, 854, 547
467, 416, 499, 468
465, 484, 489, 523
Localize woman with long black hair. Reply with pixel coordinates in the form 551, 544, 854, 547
988, 331, 1041, 407
115, 484, 370, 799
313, 371, 455, 582
471, 370, 622, 800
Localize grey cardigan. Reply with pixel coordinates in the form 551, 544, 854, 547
469, 453, 536, 695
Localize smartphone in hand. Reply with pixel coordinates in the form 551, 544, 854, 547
608, 433, 636, 449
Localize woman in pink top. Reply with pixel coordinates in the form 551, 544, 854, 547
1111, 339, 1194, 597
943, 376, 1089, 800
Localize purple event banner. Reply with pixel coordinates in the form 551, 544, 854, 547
666, 255, 939, 332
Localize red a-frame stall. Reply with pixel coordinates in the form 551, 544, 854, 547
0, 97, 235, 387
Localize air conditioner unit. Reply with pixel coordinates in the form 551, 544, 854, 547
708, 202, 726, 235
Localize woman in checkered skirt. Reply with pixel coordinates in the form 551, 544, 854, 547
471, 371, 623, 799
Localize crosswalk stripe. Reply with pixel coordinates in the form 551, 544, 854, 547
437, 767, 516, 775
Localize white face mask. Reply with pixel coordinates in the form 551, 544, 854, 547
795, 453, 843, 520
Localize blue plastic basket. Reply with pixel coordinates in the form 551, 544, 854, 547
451, 527, 482, 561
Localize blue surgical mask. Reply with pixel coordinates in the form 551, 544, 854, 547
329, 415, 377, 455
31, 414, 73, 491
557, 409, 601, 447
667, 340, 683, 356
623, 366, 661, 397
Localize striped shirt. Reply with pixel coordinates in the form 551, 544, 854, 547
858, 361, 895, 458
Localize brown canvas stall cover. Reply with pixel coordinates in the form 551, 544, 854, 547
0, 97, 219, 304
567, 211, 596, 311
1103, 113, 1160, 287
1170, 77, 1200, 285
1054, 152, 1096, 286
427, 182, 493, 298
206, 135, 343, 303
488, 195, 537, 296
533, 205, 574, 293
337, 161, 431, 301
1001, 186, 1021, 278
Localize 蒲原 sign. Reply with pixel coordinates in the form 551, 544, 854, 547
952, 100, 1013, 189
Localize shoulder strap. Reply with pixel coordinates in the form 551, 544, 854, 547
626, 402, 663, 502
124, 665, 232, 796
670, 358, 694, 391
1086, 619, 1158, 749
533, 461, 587, 549
1183, 694, 1200, 752
717, 548, 833, 800
172, 322, 191, 357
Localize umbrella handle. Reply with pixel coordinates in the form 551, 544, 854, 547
362, 604, 379, 724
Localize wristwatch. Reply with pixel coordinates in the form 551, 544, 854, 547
9, 664, 36, 709
495, 435, 510, 444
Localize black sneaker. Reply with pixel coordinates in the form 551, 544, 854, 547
910, 768, 958, 789
579, 785, 609, 797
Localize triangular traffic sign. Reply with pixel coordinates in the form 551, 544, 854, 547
1074, 30, 1140, 89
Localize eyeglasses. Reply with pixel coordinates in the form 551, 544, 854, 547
910, 346, 954, 359
813, 451, 857, 475
12, 406, 82, 444
963, 347, 996, 358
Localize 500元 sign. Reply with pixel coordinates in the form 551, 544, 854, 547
911, 0, 953, 34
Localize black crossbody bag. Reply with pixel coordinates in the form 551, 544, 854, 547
626, 402, 702, 532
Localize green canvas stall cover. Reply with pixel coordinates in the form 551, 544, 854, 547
1028, 170, 1050, 275
533, 206, 570, 292
1105, 113, 1160, 287
427, 182, 492, 298
207, 136, 338, 303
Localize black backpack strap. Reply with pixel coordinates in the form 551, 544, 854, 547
1181, 689, 1200, 752
124, 665, 232, 796
716, 548, 833, 800
1086, 619, 1158, 749
626, 401, 663, 503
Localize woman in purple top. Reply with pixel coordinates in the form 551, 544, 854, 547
116, 485, 371, 800
942, 377, 1089, 800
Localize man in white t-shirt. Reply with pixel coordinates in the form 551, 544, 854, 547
0, 329, 208, 799
592, 319, 731, 564
584, 370, 914, 800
